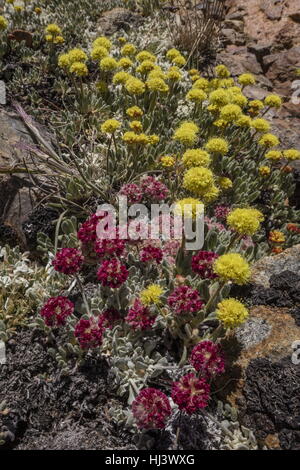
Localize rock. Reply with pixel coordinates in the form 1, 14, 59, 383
220, 305, 300, 449
251, 244, 300, 288
0, 107, 54, 245
97, 8, 143, 36
260, 0, 283, 21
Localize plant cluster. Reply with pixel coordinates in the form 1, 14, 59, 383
0, 0, 300, 442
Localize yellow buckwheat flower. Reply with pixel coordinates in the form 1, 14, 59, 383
0, 16, 8, 30
140, 284, 164, 306
173, 122, 199, 147
121, 43, 136, 56
216, 298, 248, 329
45, 24, 61, 36
101, 119, 121, 134
125, 77, 145, 95
264, 94, 282, 109
113, 71, 130, 85
238, 73, 256, 86
258, 133, 279, 148
249, 99, 264, 111
283, 149, 300, 161
209, 89, 230, 107
205, 137, 229, 155
186, 89, 207, 104
259, 166, 271, 176
269, 230, 285, 243
100, 57, 118, 71
219, 177, 233, 190
172, 55, 186, 67
183, 167, 214, 195
203, 185, 220, 203
251, 118, 270, 133
166, 66, 182, 82
193, 78, 209, 90
230, 93, 248, 107
174, 198, 204, 219
227, 208, 264, 236
53, 36, 65, 44
91, 46, 108, 61
213, 253, 251, 285
136, 51, 156, 63
265, 150, 282, 161
182, 149, 211, 168
126, 106, 143, 119
147, 134, 160, 145
68, 48, 88, 64
166, 48, 181, 60
161, 156, 175, 167
69, 62, 88, 77
146, 77, 169, 93
236, 115, 252, 127
118, 57, 133, 69
93, 36, 112, 51
215, 64, 231, 78
129, 121, 143, 132
220, 104, 242, 122
136, 60, 156, 74
58, 53, 71, 69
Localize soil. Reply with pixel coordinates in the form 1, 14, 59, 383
0, 329, 135, 450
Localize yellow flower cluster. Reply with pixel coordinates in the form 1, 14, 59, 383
264, 94, 282, 109
173, 121, 199, 147
101, 119, 121, 134
258, 133, 280, 148
283, 149, 300, 161
45, 24, 64, 44
140, 284, 164, 306
161, 155, 175, 167
126, 106, 143, 119
174, 198, 204, 219
0, 16, 8, 30
125, 76, 145, 95
227, 208, 264, 236
58, 48, 88, 76
216, 298, 248, 329
251, 118, 270, 133
237, 73, 256, 86
122, 132, 159, 146
183, 167, 214, 195
205, 137, 229, 155
213, 253, 251, 285
182, 149, 211, 168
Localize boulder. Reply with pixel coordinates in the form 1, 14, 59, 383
0, 106, 54, 246
97, 8, 143, 36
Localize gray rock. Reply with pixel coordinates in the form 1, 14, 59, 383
251, 244, 300, 288
97, 8, 143, 36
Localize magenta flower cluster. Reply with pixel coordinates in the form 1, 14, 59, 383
171, 373, 210, 414
132, 388, 171, 429
52, 248, 84, 275
74, 316, 105, 349
40, 296, 74, 327
140, 244, 163, 264
125, 299, 155, 330
140, 176, 169, 202
190, 341, 225, 378
119, 183, 143, 204
97, 258, 129, 288
119, 176, 169, 204
214, 205, 230, 221
77, 213, 105, 243
94, 235, 126, 258
98, 308, 121, 329
167, 285, 204, 315
191, 251, 218, 279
